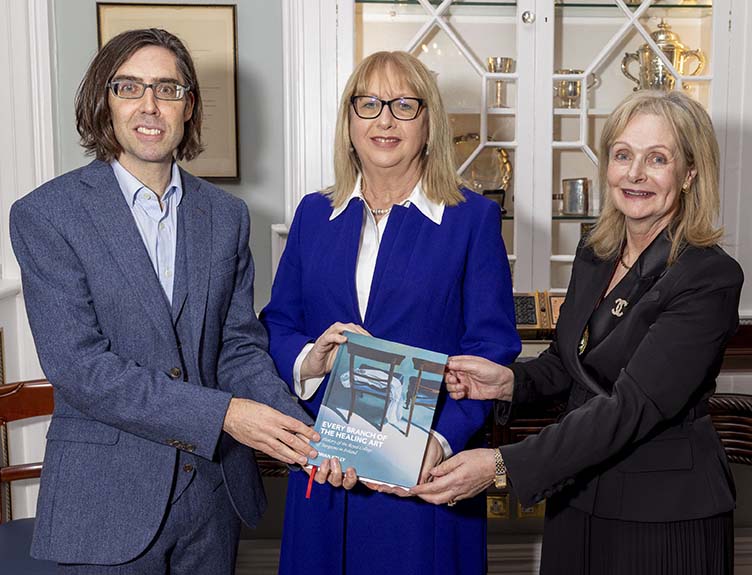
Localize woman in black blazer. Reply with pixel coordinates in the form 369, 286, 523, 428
412, 90, 743, 574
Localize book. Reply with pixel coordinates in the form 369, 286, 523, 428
308, 332, 447, 488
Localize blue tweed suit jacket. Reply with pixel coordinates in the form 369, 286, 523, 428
10, 159, 310, 564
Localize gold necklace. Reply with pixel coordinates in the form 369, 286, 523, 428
361, 177, 397, 217
370, 206, 392, 216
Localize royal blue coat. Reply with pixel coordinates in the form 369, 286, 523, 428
261, 189, 520, 575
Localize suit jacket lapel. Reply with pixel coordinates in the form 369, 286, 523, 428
564, 247, 615, 396
178, 169, 212, 352
567, 247, 613, 353
585, 231, 672, 352
338, 199, 365, 323
171, 215, 188, 322
80, 160, 175, 343
364, 205, 422, 326
563, 232, 674, 396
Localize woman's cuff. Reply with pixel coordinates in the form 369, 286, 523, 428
429, 429, 453, 459
494, 363, 527, 425
293, 343, 325, 400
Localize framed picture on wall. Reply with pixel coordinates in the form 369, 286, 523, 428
513, 292, 543, 329
97, 3, 238, 179
548, 294, 565, 328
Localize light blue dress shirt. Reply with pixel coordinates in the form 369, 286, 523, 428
111, 160, 183, 304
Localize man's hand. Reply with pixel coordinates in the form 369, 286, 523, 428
409, 448, 496, 505
300, 322, 370, 381
445, 355, 514, 402
222, 398, 320, 465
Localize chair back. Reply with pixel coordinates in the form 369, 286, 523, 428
0, 380, 53, 524
493, 392, 752, 469
708, 393, 752, 466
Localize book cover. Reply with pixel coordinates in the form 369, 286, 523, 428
309, 332, 447, 488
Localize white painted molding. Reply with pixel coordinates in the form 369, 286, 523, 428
0, 0, 56, 281
0, 279, 21, 301
724, 1, 752, 318
335, 0, 354, 100
277, 0, 347, 271
281, 0, 307, 228
270, 223, 289, 279
281, 0, 342, 225
28, 0, 57, 189
0, 0, 29, 281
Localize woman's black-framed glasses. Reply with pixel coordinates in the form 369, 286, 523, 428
350, 96, 425, 121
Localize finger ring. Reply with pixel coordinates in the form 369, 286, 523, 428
447, 499, 457, 507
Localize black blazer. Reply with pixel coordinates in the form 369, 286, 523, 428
500, 231, 743, 522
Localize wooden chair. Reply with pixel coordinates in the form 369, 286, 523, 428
404, 357, 444, 436
0, 379, 56, 573
344, 340, 405, 431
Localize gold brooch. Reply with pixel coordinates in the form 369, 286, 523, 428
611, 298, 628, 318
578, 326, 589, 355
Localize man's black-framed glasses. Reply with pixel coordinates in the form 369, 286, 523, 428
108, 79, 190, 101
350, 96, 425, 121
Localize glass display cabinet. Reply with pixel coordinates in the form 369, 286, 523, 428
279, 0, 740, 297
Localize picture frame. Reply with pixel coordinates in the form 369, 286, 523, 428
513, 292, 543, 329
547, 294, 566, 328
97, 3, 238, 179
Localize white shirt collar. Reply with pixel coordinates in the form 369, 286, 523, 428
329, 174, 444, 225
111, 159, 183, 206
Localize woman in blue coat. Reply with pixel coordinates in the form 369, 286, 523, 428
261, 51, 520, 575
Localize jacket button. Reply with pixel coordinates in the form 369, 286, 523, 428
169, 367, 182, 380
183, 463, 194, 473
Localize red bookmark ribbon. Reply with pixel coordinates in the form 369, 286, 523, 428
305, 466, 317, 499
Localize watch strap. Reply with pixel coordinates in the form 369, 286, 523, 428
494, 448, 507, 489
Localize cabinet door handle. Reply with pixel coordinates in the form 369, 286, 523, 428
521, 10, 536, 24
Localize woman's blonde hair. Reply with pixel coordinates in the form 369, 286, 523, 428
588, 90, 722, 264
325, 51, 464, 207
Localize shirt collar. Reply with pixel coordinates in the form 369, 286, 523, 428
111, 159, 184, 206
329, 173, 444, 225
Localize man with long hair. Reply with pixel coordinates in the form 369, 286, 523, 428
10, 28, 318, 573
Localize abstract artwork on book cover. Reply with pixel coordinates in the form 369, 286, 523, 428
309, 332, 447, 488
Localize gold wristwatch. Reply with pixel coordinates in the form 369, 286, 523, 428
494, 448, 507, 489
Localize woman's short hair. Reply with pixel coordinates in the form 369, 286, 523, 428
75, 28, 203, 162
588, 90, 722, 263
326, 51, 464, 207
